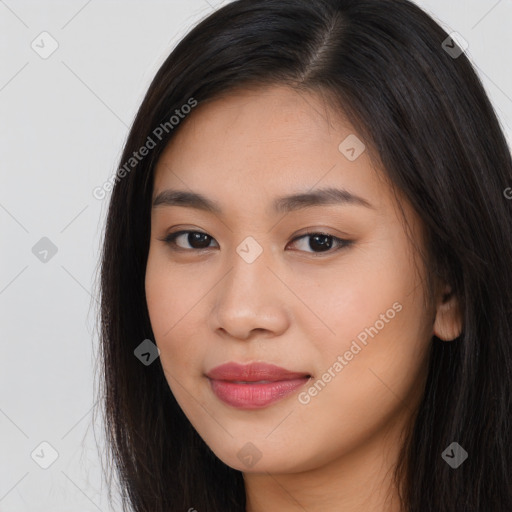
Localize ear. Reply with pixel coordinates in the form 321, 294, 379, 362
433, 282, 462, 341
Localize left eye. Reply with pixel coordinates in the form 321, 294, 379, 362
289, 232, 351, 253
161, 230, 351, 254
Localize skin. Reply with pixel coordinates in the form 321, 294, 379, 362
145, 85, 462, 512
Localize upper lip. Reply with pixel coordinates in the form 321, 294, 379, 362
206, 362, 310, 382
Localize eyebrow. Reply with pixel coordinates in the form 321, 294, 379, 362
151, 186, 374, 214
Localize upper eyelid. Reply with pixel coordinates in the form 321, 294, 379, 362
163, 229, 350, 250
165, 229, 343, 240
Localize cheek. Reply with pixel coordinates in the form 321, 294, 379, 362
328, 294, 428, 410
145, 253, 203, 375
146, 250, 201, 338
290, 243, 405, 347
306, 240, 429, 390
294, 278, 429, 463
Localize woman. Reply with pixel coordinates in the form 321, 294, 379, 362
96, 0, 512, 510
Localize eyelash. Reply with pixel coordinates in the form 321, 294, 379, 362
159, 230, 352, 256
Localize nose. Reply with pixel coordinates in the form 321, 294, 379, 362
209, 248, 291, 341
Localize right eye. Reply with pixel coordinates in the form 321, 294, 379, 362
161, 230, 218, 251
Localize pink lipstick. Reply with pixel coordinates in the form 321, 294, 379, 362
206, 362, 311, 409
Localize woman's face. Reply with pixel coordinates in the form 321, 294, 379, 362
145, 85, 436, 474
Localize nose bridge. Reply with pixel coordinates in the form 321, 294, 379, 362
225, 235, 271, 299
210, 234, 289, 338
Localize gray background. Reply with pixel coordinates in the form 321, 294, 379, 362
1, 1, 511, 510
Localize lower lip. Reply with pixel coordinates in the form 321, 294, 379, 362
208, 377, 310, 409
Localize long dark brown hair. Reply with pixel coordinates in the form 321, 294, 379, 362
94, 0, 512, 510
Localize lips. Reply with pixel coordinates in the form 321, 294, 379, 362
206, 362, 311, 382
205, 362, 312, 409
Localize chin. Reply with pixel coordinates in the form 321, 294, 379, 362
209, 444, 309, 474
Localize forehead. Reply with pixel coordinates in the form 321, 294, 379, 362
158, 85, 351, 153
152, 85, 391, 218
